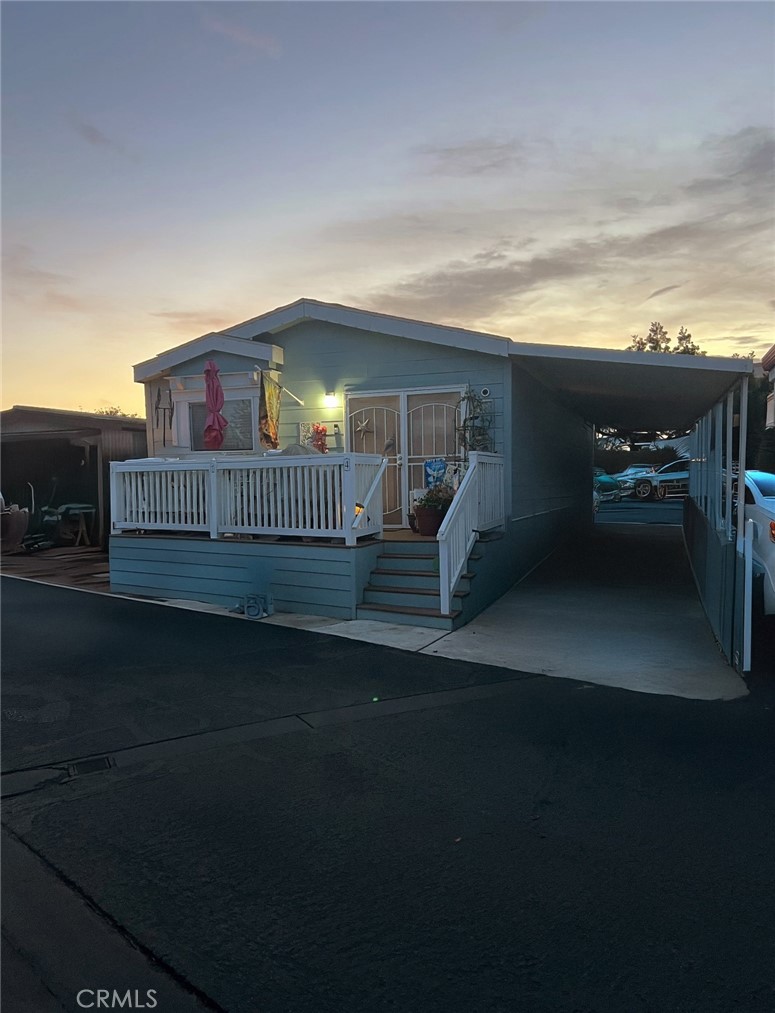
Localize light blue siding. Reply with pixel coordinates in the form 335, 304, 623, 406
168, 351, 269, 376
272, 320, 510, 465
110, 535, 380, 619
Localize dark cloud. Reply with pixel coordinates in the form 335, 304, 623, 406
684, 125, 774, 203
706, 335, 762, 346
608, 193, 676, 212
2, 245, 88, 312
151, 309, 234, 333
68, 116, 128, 155
3, 244, 70, 287
202, 13, 281, 57
645, 284, 682, 301
43, 291, 89, 312
363, 242, 594, 319
416, 138, 527, 176
363, 198, 772, 322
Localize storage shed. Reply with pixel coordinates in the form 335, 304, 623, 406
1, 406, 147, 548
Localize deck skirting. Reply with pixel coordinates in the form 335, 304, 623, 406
110, 534, 382, 619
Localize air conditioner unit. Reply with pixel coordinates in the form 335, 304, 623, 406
242, 594, 274, 619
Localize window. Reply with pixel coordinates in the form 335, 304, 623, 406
189, 399, 254, 451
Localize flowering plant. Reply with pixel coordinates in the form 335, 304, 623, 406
311, 423, 328, 454
415, 484, 455, 512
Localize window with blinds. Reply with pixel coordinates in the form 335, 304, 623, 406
189, 399, 254, 451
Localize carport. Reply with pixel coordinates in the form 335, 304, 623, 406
475, 346, 754, 684
261, 345, 755, 698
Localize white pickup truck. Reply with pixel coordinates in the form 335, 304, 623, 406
742, 471, 775, 616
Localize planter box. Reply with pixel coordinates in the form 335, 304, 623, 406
414, 505, 445, 537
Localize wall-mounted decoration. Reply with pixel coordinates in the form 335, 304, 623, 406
154, 387, 175, 447
299, 421, 334, 451
354, 418, 373, 440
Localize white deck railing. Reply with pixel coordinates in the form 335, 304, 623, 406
110, 454, 386, 546
437, 452, 505, 615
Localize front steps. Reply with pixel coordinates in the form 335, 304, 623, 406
356, 537, 476, 631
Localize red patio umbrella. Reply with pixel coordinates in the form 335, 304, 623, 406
203, 360, 228, 451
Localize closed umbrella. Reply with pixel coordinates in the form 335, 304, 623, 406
203, 360, 228, 451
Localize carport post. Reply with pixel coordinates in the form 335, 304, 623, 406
712, 401, 723, 530
735, 377, 748, 553
725, 391, 734, 540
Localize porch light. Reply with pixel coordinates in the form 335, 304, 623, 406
323, 390, 339, 408
354, 502, 364, 517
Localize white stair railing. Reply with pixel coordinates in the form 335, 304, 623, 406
437, 452, 504, 615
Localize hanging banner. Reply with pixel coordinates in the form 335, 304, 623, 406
259, 373, 281, 449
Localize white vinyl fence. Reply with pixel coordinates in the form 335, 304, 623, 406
111, 454, 386, 546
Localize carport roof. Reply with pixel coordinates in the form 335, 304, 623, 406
508, 344, 753, 431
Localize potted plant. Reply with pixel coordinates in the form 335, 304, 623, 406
413, 484, 455, 536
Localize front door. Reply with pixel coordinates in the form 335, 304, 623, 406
347, 390, 462, 527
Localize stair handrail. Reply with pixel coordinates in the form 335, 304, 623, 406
352, 457, 388, 531
437, 456, 481, 616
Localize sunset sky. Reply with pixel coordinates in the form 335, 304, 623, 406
2, 1, 774, 416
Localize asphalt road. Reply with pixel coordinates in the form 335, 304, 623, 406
3, 577, 775, 1012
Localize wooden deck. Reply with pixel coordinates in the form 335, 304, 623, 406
1, 546, 111, 593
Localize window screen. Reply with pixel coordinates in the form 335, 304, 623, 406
189, 399, 254, 451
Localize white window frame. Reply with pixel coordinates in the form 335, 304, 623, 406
171, 385, 260, 454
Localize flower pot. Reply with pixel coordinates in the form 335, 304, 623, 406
414, 505, 444, 537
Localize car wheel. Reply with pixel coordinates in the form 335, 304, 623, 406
635, 480, 652, 500
655, 485, 668, 500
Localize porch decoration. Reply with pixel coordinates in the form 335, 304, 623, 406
456, 387, 493, 454
413, 484, 455, 537
354, 418, 373, 440
310, 423, 328, 454
154, 387, 175, 447
203, 361, 228, 451
259, 373, 281, 450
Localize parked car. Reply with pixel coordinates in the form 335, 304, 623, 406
609, 464, 656, 496
593, 468, 622, 503
740, 470, 775, 616
633, 459, 690, 500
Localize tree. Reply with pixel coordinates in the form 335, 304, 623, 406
93, 406, 139, 418
626, 322, 705, 355
673, 326, 706, 356
627, 321, 671, 353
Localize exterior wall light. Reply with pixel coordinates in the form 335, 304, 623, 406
323, 390, 339, 408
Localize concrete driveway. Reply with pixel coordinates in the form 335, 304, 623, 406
263, 504, 747, 701
423, 519, 747, 701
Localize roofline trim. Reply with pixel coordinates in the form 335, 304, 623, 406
508, 343, 754, 374
133, 334, 284, 382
